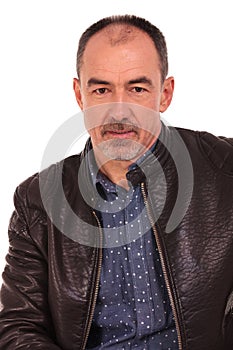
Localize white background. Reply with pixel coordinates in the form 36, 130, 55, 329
0, 0, 233, 278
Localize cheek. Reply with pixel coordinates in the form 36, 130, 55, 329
151, 95, 162, 110
87, 127, 102, 143
139, 129, 153, 140
84, 103, 110, 130
137, 114, 161, 143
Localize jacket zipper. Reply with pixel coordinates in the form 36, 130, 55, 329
81, 210, 103, 350
141, 182, 183, 350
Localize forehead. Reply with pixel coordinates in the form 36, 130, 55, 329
81, 25, 160, 74
97, 24, 144, 45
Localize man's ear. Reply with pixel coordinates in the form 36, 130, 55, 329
159, 76, 175, 113
73, 78, 83, 110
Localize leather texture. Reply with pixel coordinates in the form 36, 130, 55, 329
0, 125, 233, 350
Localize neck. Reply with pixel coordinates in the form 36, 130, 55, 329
96, 157, 133, 190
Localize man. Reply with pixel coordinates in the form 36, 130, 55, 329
0, 14, 233, 350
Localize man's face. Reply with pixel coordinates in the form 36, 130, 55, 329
74, 25, 174, 162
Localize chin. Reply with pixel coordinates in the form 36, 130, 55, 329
98, 140, 145, 161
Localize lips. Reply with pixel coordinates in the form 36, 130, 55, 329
105, 130, 136, 139
101, 123, 138, 137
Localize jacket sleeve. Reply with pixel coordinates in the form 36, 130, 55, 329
0, 183, 63, 349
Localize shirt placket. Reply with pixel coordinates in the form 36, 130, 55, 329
125, 187, 154, 346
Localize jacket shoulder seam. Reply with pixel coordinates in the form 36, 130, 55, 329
197, 131, 233, 177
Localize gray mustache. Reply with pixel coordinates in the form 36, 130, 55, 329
101, 118, 138, 134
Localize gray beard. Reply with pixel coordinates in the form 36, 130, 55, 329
97, 139, 145, 161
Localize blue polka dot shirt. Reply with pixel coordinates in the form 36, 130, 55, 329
86, 148, 178, 349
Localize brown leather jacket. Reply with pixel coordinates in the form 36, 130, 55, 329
0, 125, 233, 350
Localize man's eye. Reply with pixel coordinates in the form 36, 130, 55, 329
132, 87, 146, 93
94, 88, 108, 95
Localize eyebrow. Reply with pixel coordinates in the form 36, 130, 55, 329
87, 78, 110, 87
128, 76, 153, 86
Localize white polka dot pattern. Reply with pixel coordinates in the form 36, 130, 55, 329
86, 171, 178, 349
86, 147, 178, 349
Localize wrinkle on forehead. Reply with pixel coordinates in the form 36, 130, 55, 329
91, 65, 146, 74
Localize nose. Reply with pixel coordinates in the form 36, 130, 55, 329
108, 102, 132, 122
